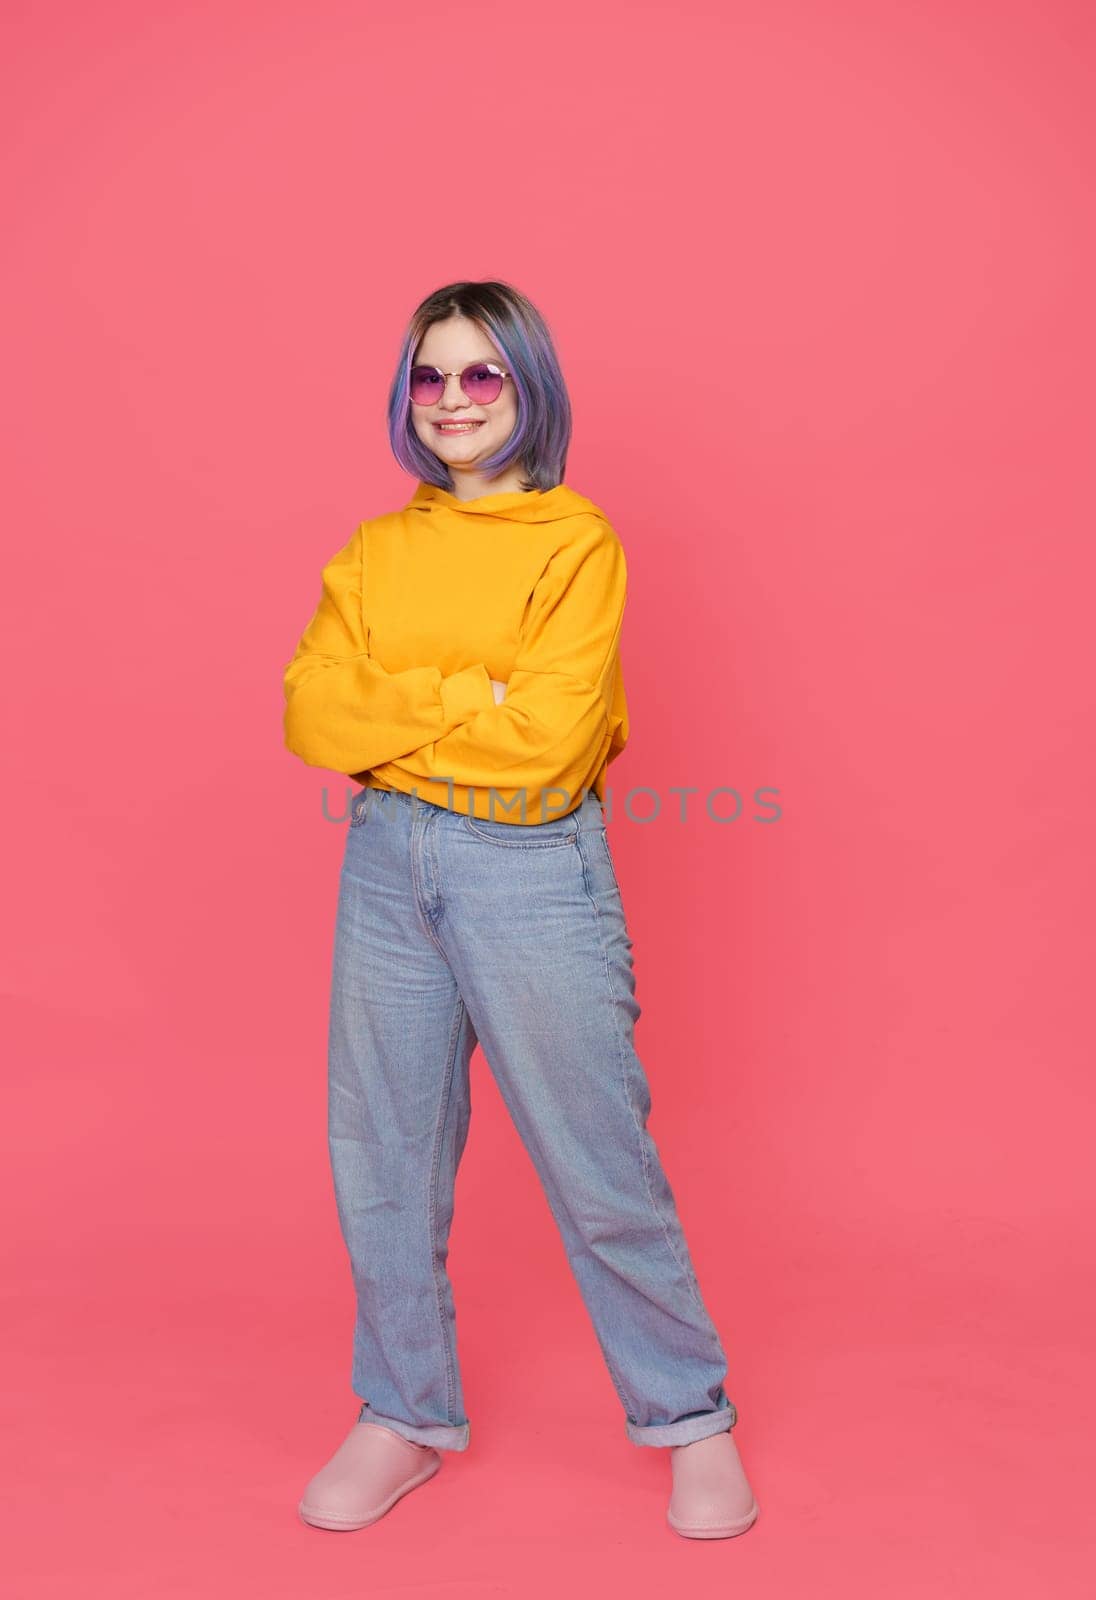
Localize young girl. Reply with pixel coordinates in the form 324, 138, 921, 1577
283, 279, 759, 1541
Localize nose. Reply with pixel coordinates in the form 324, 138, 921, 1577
438, 372, 471, 411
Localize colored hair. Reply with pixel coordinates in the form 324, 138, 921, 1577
386, 280, 573, 493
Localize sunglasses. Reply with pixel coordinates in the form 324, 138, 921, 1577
409, 362, 512, 407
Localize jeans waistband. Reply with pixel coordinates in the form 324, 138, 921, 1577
363, 784, 607, 832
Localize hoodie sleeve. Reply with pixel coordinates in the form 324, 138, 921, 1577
371, 521, 627, 817
282, 524, 496, 773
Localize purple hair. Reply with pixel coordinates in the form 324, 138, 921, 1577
386, 280, 573, 493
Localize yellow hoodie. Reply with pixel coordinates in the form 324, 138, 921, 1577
282, 480, 629, 824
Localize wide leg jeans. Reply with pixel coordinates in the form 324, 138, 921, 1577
326, 784, 738, 1451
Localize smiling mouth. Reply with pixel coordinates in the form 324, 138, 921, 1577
434, 421, 484, 433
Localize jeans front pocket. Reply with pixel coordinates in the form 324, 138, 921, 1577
349, 791, 371, 827
461, 808, 579, 849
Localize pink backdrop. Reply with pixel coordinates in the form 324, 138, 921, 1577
3, 1, 1093, 1595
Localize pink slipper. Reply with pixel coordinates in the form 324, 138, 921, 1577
298, 1420, 442, 1531
666, 1430, 760, 1539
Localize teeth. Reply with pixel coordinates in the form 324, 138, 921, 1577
438, 422, 480, 431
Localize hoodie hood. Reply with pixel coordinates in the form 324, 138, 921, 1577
407, 479, 606, 525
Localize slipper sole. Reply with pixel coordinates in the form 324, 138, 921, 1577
298, 1453, 442, 1531
667, 1496, 760, 1539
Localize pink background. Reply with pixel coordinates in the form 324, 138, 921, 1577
3, 1, 1093, 1595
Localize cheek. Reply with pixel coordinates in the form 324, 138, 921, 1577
492, 397, 519, 434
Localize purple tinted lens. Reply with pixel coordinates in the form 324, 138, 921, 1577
409, 366, 445, 405
461, 364, 503, 402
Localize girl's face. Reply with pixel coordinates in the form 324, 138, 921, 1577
410, 316, 519, 484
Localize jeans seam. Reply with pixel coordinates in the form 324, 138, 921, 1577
596, 826, 624, 896
411, 812, 454, 961
427, 991, 467, 1425
556, 837, 646, 1421
576, 830, 709, 1320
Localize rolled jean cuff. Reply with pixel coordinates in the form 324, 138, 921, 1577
625, 1399, 737, 1449
357, 1400, 471, 1452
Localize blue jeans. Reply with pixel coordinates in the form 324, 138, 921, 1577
327, 783, 738, 1451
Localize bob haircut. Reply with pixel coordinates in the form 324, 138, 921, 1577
387, 280, 573, 494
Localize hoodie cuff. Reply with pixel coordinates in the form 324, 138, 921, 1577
440, 663, 495, 724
